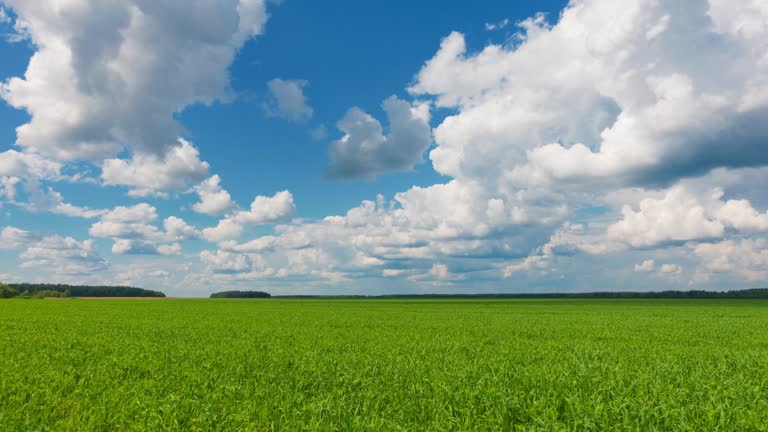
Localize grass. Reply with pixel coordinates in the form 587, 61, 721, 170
1, 298, 768, 431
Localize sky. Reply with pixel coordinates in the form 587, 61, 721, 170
0, 0, 766, 297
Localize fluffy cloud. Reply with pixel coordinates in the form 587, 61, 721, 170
202, 219, 244, 243
605, 186, 725, 249
604, 185, 768, 250
201, 182, 565, 283
263, 78, 313, 122
0, 150, 61, 179
233, 190, 296, 225
0, 226, 41, 249
0, 0, 271, 161
328, 96, 431, 178
200, 250, 252, 273
634, 259, 655, 273
715, 199, 768, 232
659, 263, 682, 275
192, 175, 235, 216
14, 181, 106, 218
410, 2, 768, 192
101, 139, 210, 197
89, 203, 196, 255
19, 234, 108, 275
203, 190, 296, 242
693, 239, 768, 281
112, 239, 181, 256
163, 216, 199, 241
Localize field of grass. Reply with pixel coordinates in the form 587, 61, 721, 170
1, 298, 768, 431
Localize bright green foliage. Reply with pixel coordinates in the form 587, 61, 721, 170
1, 299, 767, 431
31, 290, 69, 299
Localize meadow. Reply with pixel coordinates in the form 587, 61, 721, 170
1, 298, 767, 431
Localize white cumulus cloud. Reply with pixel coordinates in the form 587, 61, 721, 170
263, 78, 313, 122
329, 96, 431, 178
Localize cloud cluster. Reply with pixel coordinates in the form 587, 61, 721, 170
101, 139, 210, 197
88, 203, 197, 255
603, 185, 768, 250
202, 190, 296, 242
225, 0, 768, 289
199, 180, 565, 284
410, 2, 768, 191
0, 0, 280, 222
193, 175, 235, 216
693, 239, 768, 282
2, 0, 768, 292
328, 96, 431, 178
1, 226, 107, 275
1, 0, 269, 161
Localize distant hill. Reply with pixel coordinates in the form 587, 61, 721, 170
274, 289, 768, 300
7, 283, 165, 298
210, 290, 271, 299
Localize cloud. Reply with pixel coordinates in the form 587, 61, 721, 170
485, 18, 510, 31
659, 263, 682, 274
0, 150, 61, 179
0, 226, 42, 249
19, 234, 108, 275
101, 138, 210, 197
219, 236, 277, 253
200, 250, 252, 273
13, 180, 106, 219
163, 216, 199, 241
715, 198, 768, 232
112, 239, 161, 255
112, 239, 181, 256
409, 1, 768, 190
89, 204, 196, 254
201, 182, 565, 283
328, 96, 431, 178
605, 186, 725, 249
0, 7, 10, 24
263, 78, 313, 122
603, 185, 768, 250
428, 263, 449, 279
202, 190, 295, 242
100, 203, 158, 224
0, 0, 272, 161
502, 223, 582, 277
2, 0, 767, 292
233, 190, 295, 225
693, 239, 768, 282
192, 175, 235, 216
202, 219, 244, 243
634, 259, 655, 273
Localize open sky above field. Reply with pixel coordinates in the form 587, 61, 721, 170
0, 0, 766, 296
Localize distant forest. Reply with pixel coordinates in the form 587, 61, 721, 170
274, 289, 768, 300
5, 284, 165, 298
210, 291, 271, 298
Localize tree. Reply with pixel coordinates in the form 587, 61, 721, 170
0, 284, 20, 299
210, 291, 271, 299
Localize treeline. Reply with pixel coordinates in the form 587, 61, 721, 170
3, 283, 165, 298
210, 291, 271, 298
274, 289, 768, 300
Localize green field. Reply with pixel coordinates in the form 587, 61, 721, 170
1, 299, 768, 431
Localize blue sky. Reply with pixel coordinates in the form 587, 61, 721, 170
0, 0, 767, 296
